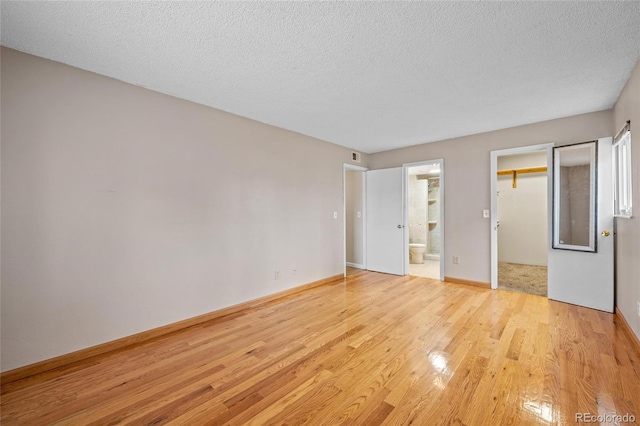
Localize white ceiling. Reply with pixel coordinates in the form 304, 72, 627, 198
2, 2, 639, 154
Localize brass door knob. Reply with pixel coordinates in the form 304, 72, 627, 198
601, 230, 611, 237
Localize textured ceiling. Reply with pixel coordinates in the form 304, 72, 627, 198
2, 2, 640, 154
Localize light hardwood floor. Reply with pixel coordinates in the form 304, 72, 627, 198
2, 272, 639, 425
345, 266, 365, 276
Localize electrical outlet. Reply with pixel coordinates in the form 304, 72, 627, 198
292, 266, 297, 275
453, 256, 460, 264
275, 270, 280, 280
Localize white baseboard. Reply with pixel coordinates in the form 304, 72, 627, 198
346, 262, 365, 269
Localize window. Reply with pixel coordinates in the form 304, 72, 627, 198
613, 121, 632, 218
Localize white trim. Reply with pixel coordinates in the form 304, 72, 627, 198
403, 159, 445, 281
613, 129, 633, 218
490, 143, 553, 290
343, 163, 368, 277
552, 142, 597, 251
346, 262, 365, 269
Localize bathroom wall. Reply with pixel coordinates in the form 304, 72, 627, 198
497, 151, 548, 266
427, 178, 441, 257
345, 171, 364, 267
408, 174, 428, 245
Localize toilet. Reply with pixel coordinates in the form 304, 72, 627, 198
409, 243, 427, 264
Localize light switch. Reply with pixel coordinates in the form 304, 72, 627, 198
483, 209, 490, 218
333, 211, 338, 219
357, 211, 361, 218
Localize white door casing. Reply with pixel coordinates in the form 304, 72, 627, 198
490, 144, 554, 290
366, 167, 405, 275
403, 159, 445, 281
547, 137, 614, 312
343, 163, 368, 275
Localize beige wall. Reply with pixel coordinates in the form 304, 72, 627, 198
369, 110, 612, 283
612, 59, 640, 339
497, 151, 547, 266
0, 48, 367, 371
345, 171, 364, 266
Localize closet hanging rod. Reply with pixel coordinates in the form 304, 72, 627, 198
497, 166, 547, 188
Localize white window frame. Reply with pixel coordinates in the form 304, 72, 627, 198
613, 122, 632, 218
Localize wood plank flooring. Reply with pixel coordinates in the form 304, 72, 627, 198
345, 266, 365, 277
2, 271, 639, 425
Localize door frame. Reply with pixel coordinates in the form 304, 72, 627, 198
343, 163, 368, 276
490, 143, 553, 289
403, 159, 445, 280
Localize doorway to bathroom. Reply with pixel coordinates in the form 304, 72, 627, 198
490, 145, 551, 296
404, 160, 444, 280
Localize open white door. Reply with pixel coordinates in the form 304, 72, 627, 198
548, 137, 614, 312
366, 168, 405, 275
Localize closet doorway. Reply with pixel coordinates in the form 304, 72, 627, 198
492, 147, 550, 296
